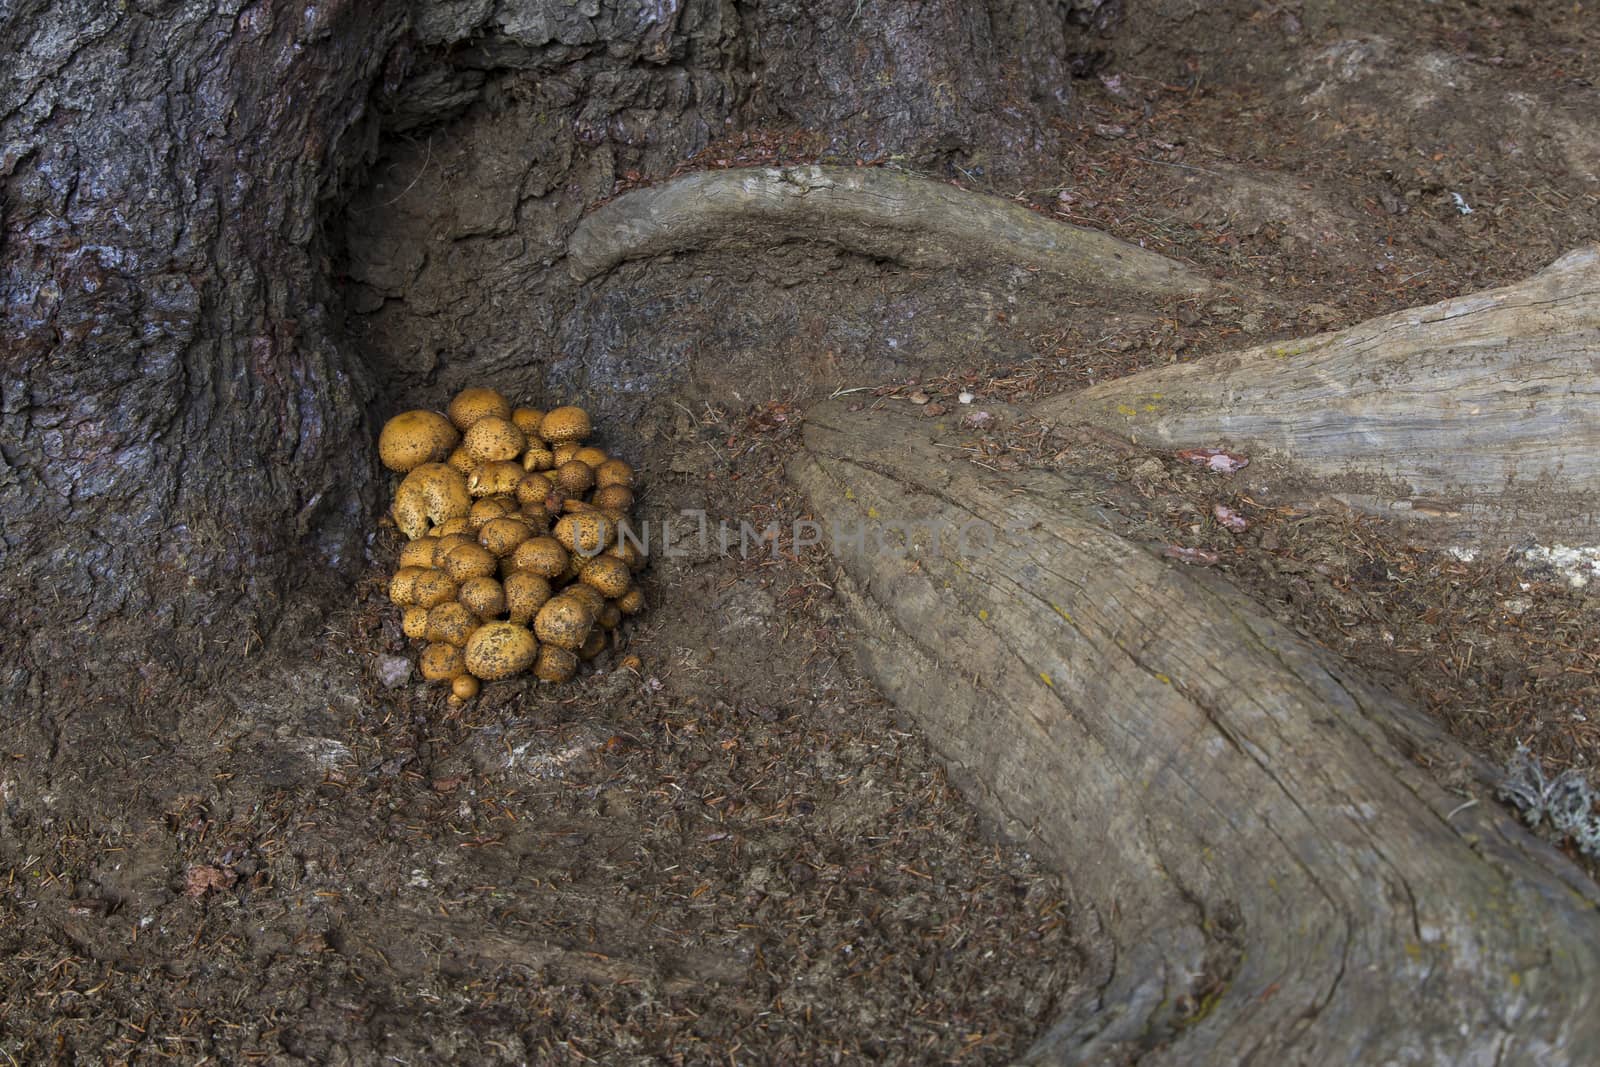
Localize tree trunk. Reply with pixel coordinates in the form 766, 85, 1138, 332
1035, 247, 1600, 544
789, 397, 1600, 1064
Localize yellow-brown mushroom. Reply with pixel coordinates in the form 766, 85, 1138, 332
478, 516, 532, 558
458, 575, 507, 619
554, 459, 595, 495
426, 602, 479, 646
534, 645, 578, 683
511, 536, 568, 579
534, 596, 593, 651
540, 406, 592, 444
420, 642, 467, 681
580, 556, 632, 599
463, 415, 526, 463
448, 387, 512, 431
464, 622, 539, 680
504, 571, 553, 625
379, 410, 459, 473
392, 463, 471, 540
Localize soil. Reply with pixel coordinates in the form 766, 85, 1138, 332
4, 1, 1599, 1063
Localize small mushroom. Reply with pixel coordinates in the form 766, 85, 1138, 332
458, 575, 507, 618
442, 542, 497, 582
450, 675, 481, 702
580, 556, 632, 599
534, 596, 594, 651
573, 446, 609, 469
522, 446, 556, 472
426, 602, 479, 646
554, 459, 595, 495
534, 645, 578, 683
540, 406, 592, 444
464, 415, 527, 463
411, 570, 460, 609
398, 536, 439, 570
615, 586, 645, 615
392, 463, 471, 540
504, 571, 553, 624
389, 566, 429, 605
554, 513, 615, 557
430, 533, 477, 568
419, 642, 466, 681
596, 603, 622, 630
469, 497, 515, 529
479, 516, 533, 558
464, 622, 539, 680
564, 582, 608, 617
516, 472, 556, 508
512, 536, 568, 579
446, 446, 477, 476
605, 537, 647, 572
379, 410, 459, 473
552, 441, 582, 466
468, 460, 527, 498
594, 458, 635, 489
591, 485, 634, 513
434, 516, 472, 538
448, 387, 512, 431
578, 628, 607, 660
511, 407, 545, 437
401, 606, 430, 639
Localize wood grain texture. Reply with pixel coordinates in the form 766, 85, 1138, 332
790, 398, 1600, 1065
566, 165, 1213, 297
1034, 247, 1600, 541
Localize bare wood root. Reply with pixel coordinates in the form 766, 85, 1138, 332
790, 398, 1600, 1065
567, 165, 1214, 297
1034, 246, 1600, 542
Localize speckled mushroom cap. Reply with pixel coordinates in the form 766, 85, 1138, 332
534, 596, 593, 651
580, 556, 632, 598
448, 387, 512, 431
464, 415, 527, 463
464, 622, 539, 680
540, 406, 592, 444
534, 645, 579, 683
379, 410, 459, 473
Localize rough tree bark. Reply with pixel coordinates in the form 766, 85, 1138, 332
1036, 246, 1600, 543
790, 398, 1600, 1064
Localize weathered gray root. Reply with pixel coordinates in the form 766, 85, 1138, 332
1034, 246, 1600, 543
789, 398, 1600, 1066
566, 165, 1214, 297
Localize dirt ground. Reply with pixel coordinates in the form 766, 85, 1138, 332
4, 2, 1599, 1063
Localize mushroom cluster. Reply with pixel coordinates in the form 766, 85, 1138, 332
379, 388, 646, 700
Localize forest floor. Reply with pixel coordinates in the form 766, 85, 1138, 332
3, 2, 1599, 1064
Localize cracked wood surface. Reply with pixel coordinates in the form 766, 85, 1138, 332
790, 398, 1600, 1064
566, 165, 1214, 297
1034, 247, 1600, 543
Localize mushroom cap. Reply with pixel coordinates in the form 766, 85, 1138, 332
430, 533, 477, 568
590, 485, 634, 513
458, 575, 507, 618
540, 406, 592, 444
597, 603, 622, 630
448, 387, 512, 431
511, 407, 545, 437
615, 586, 645, 615
580, 556, 632, 598
398, 537, 439, 570
515, 472, 556, 508
605, 537, 647, 572
573, 446, 609, 469
442, 541, 497, 581
419, 642, 467, 681
464, 622, 539, 680
426, 602, 479, 646
401, 605, 430, 639
392, 463, 471, 540
503, 571, 553, 625
534, 596, 594, 651
379, 410, 460, 473
450, 674, 481, 702
389, 566, 429, 605
464, 415, 527, 463
446, 446, 477, 476
434, 516, 472, 538
594, 458, 636, 489
522, 446, 556, 472
534, 645, 578, 683
579, 628, 607, 660
553, 513, 615, 557
554, 459, 595, 495
469, 497, 515, 529
511, 536, 568, 579
468, 460, 526, 498
412, 569, 460, 609
478, 516, 533, 558
552, 441, 581, 466
564, 582, 607, 616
